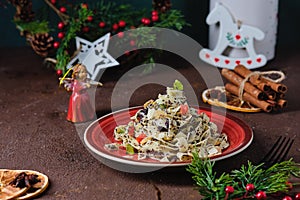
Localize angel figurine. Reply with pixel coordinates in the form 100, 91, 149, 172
60, 63, 102, 123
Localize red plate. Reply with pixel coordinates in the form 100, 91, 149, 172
84, 106, 253, 171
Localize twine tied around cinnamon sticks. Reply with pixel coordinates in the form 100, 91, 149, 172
222, 65, 287, 112
238, 70, 285, 103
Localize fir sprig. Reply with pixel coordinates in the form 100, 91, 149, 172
76, 2, 148, 41
156, 9, 189, 30
187, 152, 300, 199
55, 6, 93, 73
14, 20, 50, 34
7, 0, 189, 74
187, 154, 234, 200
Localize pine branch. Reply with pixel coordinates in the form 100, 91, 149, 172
55, 6, 93, 73
7, 0, 189, 74
14, 20, 49, 34
187, 152, 234, 199
187, 153, 300, 199
155, 10, 190, 30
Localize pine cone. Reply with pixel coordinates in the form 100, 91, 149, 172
9, 0, 30, 7
29, 33, 55, 57
10, 0, 34, 22
152, 0, 172, 13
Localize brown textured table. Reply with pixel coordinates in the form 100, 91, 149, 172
0, 46, 299, 199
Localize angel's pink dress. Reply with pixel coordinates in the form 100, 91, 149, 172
67, 80, 95, 123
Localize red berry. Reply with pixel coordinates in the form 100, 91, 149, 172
60, 7, 66, 13
50, 0, 56, 4
81, 3, 88, 9
246, 183, 255, 191
129, 40, 135, 46
296, 193, 300, 200
98, 21, 106, 28
57, 32, 64, 39
118, 20, 126, 28
53, 41, 60, 48
282, 196, 293, 200
152, 10, 158, 16
255, 191, 267, 200
57, 22, 65, 29
286, 181, 293, 190
112, 23, 119, 31
141, 18, 146, 24
56, 69, 63, 76
87, 16, 93, 22
117, 32, 124, 38
225, 186, 234, 194
143, 18, 151, 25
152, 15, 159, 22
82, 26, 89, 32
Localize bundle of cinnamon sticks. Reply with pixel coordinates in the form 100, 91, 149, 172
221, 65, 287, 112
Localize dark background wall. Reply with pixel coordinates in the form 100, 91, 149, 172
0, 0, 299, 48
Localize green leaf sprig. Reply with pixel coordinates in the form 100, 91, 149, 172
155, 9, 190, 30
187, 152, 300, 199
14, 20, 50, 35
173, 80, 184, 90
8, 0, 189, 74
55, 6, 93, 73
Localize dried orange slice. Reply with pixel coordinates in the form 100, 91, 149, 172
202, 86, 261, 112
0, 169, 49, 200
0, 170, 29, 200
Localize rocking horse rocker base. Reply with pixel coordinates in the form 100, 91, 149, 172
200, 49, 267, 70
200, 2, 267, 69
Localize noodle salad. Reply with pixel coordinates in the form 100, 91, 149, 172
105, 80, 229, 162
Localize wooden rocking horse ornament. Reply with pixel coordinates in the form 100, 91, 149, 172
200, 3, 267, 69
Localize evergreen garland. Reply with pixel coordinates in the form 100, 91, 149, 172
187, 152, 300, 200
6, 0, 189, 75
55, 5, 92, 72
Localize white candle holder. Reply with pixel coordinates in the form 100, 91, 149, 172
208, 0, 279, 61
